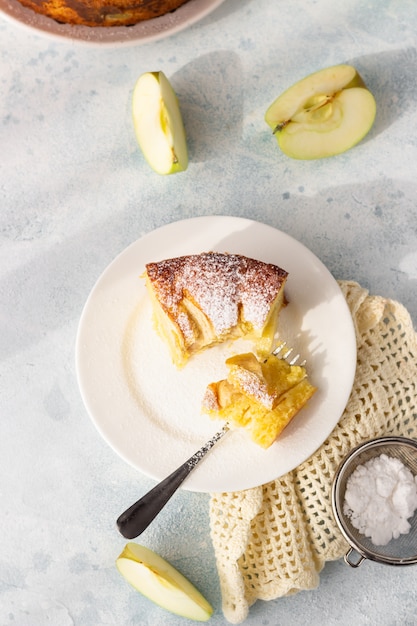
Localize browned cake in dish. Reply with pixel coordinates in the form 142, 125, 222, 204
143, 252, 288, 368
16, 0, 190, 28
202, 352, 317, 448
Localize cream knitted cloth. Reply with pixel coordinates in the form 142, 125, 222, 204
209, 281, 417, 624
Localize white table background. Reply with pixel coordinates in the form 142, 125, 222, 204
1, 0, 417, 624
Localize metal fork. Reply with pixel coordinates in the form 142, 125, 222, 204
116, 342, 303, 539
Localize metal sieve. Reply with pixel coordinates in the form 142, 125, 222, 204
331, 436, 417, 567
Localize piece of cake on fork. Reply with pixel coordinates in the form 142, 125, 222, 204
202, 352, 317, 448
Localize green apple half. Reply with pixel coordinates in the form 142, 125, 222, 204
265, 64, 376, 159
132, 71, 188, 175
116, 543, 213, 621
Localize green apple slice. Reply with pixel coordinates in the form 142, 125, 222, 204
132, 71, 188, 175
265, 64, 376, 159
116, 543, 213, 621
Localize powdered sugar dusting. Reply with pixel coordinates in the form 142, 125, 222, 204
232, 367, 273, 408
145, 252, 288, 336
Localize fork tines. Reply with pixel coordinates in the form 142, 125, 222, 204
273, 341, 306, 367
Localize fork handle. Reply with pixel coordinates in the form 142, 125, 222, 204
116, 461, 192, 539
116, 426, 228, 539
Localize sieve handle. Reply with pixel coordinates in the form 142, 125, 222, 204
344, 547, 365, 568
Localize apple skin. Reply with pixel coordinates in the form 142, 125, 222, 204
132, 71, 188, 175
116, 543, 213, 621
265, 64, 376, 159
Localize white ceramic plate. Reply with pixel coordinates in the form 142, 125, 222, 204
0, 0, 225, 46
76, 216, 357, 492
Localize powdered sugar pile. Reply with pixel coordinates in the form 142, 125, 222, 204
343, 453, 417, 546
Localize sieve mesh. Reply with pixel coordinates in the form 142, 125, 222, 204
332, 436, 417, 565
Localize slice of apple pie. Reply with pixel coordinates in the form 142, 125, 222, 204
143, 252, 288, 368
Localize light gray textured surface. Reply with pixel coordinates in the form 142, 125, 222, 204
1, 0, 417, 624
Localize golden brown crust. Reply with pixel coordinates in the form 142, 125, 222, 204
145, 251, 288, 336
16, 0, 189, 27
144, 252, 288, 367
